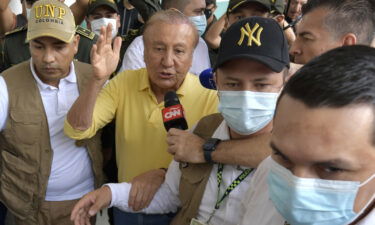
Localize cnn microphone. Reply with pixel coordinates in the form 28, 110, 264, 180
162, 91, 188, 131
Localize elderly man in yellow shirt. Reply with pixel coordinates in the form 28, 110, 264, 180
64, 9, 218, 225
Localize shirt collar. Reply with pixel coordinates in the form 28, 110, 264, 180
138, 69, 192, 97
30, 59, 76, 90
212, 120, 230, 141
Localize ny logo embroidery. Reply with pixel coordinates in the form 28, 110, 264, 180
237, 23, 263, 47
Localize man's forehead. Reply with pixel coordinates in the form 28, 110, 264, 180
186, 0, 206, 9
32, 36, 67, 44
274, 95, 375, 141
296, 11, 328, 36
218, 59, 280, 77
145, 22, 194, 38
273, 95, 375, 163
300, 7, 329, 27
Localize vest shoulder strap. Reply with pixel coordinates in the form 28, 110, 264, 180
193, 113, 224, 140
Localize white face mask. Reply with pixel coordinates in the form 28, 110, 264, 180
218, 91, 278, 135
90, 18, 118, 39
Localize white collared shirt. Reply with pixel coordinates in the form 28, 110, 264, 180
119, 35, 211, 76
107, 121, 255, 225
0, 60, 94, 201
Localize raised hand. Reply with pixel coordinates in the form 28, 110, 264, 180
90, 23, 122, 81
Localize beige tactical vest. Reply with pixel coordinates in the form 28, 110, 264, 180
0, 60, 104, 223
171, 113, 224, 225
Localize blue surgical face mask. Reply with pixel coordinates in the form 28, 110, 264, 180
267, 157, 375, 225
218, 91, 278, 136
189, 15, 207, 36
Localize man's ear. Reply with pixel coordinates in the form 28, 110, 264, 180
86, 19, 92, 30
273, 14, 285, 26
342, 33, 357, 46
73, 34, 80, 54
213, 71, 219, 90
116, 14, 121, 28
224, 14, 229, 29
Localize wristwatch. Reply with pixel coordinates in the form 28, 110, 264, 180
203, 138, 221, 163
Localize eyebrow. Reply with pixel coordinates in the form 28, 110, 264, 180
297, 31, 314, 37
33, 39, 65, 46
270, 142, 355, 169
32, 39, 44, 45
223, 76, 241, 82
270, 142, 292, 162
253, 77, 270, 82
315, 159, 354, 170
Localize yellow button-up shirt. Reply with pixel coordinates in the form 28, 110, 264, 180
65, 68, 218, 182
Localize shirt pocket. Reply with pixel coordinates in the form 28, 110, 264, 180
9, 111, 42, 145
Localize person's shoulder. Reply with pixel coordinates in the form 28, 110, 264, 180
357, 208, 375, 225
113, 68, 146, 85
197, 37, 209, 48
127, 34, 144, 50
253, 156, 273, 178
185, 73, 214, 93
4, 25, 27, 39
122, 29, 142, 43
76, 26, 97, 42
1, 61, 30, 80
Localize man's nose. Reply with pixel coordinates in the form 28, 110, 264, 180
42, 48, 56, 64
161, 50, 174, 68
290, 41, 301, 56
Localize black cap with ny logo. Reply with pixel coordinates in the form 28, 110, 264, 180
214, 16, 290, 73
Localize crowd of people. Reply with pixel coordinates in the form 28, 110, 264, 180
0, 0, 374, 225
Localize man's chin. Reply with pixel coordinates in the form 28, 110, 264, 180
152, 79, 178, 91
294, 57, 307, 65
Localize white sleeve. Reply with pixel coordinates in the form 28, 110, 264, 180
119, 36, 146, 72
0, 76, 9, 132
107, 160, 182, 214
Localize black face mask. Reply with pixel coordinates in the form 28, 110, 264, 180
204, 8, 213, 19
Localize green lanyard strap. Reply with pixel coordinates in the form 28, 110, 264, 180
214, 164, 253, 209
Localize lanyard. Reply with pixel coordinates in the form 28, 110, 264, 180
206, 164, 253, 224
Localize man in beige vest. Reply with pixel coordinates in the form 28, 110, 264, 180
70, 16, 290, 225
0, 0, 104, 224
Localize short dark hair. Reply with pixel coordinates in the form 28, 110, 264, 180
206, 0, 216, 7
279, 46, 375, 145
21, 0, 38, 4
161, 0, 190, 11
302, 0, 375, 45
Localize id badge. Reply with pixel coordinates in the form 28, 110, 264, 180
190, 218, 208, 225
